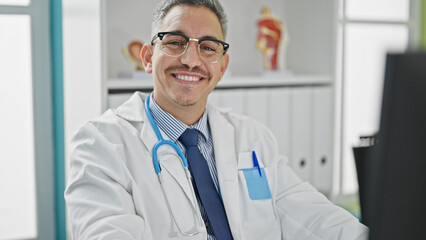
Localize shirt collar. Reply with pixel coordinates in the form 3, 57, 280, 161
148, 92, 210, 142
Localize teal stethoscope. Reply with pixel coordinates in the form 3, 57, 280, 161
144, 94, 203, 236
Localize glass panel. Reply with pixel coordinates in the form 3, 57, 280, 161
0, 15, 37, 239
0, 0, 30, 6
346, 0, 409, 21
342, 24, 408, 193
338, 0, 344, 19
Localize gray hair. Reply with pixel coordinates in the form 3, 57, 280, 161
152, 0, 228, 39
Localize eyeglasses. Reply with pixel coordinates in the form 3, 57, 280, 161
151, 31, 230, 63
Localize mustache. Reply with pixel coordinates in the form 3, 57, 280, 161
164, 66, 211, 79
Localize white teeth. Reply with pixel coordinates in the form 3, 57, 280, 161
176, 75, 200, 82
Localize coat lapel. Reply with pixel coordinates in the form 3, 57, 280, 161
208, 105, 242, 239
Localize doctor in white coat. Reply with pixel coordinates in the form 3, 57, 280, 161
65, 0, 368, 239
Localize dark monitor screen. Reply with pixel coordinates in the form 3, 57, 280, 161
368, 52, 426, 240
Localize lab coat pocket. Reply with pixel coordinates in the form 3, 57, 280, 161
242, 168, 272, 200
238, 167, 281, 239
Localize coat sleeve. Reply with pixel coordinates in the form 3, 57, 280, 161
274, 155, 369, 240
64, 122, 153, 240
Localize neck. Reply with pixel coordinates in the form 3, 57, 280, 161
172, 105, 205, 126
153, 95, 207, 126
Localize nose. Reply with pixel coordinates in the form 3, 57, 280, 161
180, 40, 202, 69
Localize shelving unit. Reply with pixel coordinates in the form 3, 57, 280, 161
107, 75, 332, 92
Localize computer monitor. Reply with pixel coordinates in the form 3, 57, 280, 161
368, 52, 426, 240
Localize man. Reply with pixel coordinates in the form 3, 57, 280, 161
65, 0, 368, 239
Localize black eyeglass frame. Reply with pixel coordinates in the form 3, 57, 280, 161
151, 31, 230, 55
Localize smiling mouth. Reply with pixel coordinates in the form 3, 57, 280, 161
173, 74, 203, 82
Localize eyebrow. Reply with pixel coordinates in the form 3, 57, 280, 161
172, 30, 221, 41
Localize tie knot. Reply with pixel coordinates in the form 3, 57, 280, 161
179, 128, 199, 148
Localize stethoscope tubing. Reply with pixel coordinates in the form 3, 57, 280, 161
144, 94, 203, 236
144, 95, 189, 174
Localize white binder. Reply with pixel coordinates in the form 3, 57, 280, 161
208, 90, 223, 107
312, 86, 334, 195
289, 87, 313, 183
218, 89, 245, 115
268, 88, 291, 157
245, 88, 268, 125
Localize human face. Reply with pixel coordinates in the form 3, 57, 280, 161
142, 5, 229, 114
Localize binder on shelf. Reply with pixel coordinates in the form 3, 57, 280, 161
289, 87, 313, 183
268, 88, 291, 157
312, 87, 333, 195
208, 90, 222, 107
219, 89, 245, 115
245, 88, 268, 125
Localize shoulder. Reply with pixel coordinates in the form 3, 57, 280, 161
74, 109, 118, 134
73, 92, 147, 143
71, 108, 138, 148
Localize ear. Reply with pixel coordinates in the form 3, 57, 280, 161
220, 53, 229, 77
141, 43, 153, 73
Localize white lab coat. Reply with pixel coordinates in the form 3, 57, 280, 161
65, 92, 368, 240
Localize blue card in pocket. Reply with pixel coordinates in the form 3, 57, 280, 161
242, 168, 271, 200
